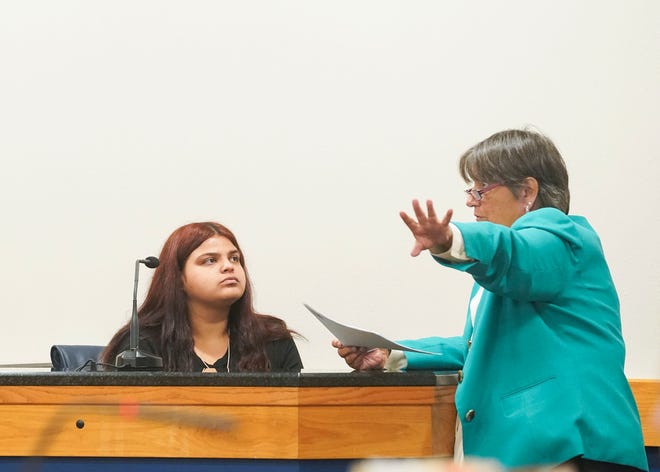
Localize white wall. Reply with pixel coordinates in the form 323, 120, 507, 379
0, 1, 658, 377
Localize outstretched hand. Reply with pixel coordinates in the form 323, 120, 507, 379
399, 199, 454, 257
331, 339, 390, 371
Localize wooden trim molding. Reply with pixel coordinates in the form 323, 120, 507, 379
629, 379, 660, 447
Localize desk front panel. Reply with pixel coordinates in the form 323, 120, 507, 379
0, 383, 456, 459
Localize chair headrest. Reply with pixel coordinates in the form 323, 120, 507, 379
50, 345, 105, 372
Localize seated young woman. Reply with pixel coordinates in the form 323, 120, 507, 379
101, 221, 303, 373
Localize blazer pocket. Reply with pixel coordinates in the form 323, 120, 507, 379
500, 376, 557, 418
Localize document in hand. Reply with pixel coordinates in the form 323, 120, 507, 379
304, 304, 441, 356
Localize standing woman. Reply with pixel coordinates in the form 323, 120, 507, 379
333, 129, 647, 471
102, 222, 303, 372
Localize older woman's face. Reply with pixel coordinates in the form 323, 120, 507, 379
466, 182, 527, 227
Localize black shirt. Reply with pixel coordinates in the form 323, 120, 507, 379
114, 334, 303, 373
192, 338, 303, 373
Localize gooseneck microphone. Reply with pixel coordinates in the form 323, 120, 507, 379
115, 257, 164, 371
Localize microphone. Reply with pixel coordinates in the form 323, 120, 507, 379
115, 257, 164, 371
141, 256, 159, 269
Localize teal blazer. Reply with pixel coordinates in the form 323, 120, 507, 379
398, 208, 647, 470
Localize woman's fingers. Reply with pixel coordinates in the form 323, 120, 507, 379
410, 241, 425, 258
399, 210, 417, 232
332, 340, 388, 370
411, 199, 427, 223
441, 208, 453, 225
426, 200, 437, 220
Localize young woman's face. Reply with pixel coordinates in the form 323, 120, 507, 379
182, 235, 246, 309
465, 182, 527, 227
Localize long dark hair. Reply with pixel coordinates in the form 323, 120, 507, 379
101, 222, 296, 371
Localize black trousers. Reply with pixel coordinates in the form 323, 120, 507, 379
560, 457, 646, 472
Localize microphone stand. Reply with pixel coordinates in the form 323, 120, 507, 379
115, 258, 163, 371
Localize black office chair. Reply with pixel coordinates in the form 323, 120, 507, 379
50, 345, 105, 372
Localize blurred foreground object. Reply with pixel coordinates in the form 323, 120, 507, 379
350, 458, 577, 472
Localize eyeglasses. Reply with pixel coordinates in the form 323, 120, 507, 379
464, 183, 502, 201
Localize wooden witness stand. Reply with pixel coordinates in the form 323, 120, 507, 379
0, 372, 656, 469
0, 372, 458, 463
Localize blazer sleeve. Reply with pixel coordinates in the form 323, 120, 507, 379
434, 208, 583, 302
397, 336, 467, 370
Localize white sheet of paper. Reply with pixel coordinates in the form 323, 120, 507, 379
304, 304, 441, 356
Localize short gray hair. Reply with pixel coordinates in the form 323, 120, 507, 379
458, 129, 570, 213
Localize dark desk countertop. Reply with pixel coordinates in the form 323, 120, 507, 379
0, 370, 458, 387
